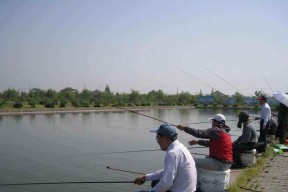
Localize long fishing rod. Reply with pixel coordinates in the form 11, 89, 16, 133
202, 66, 242, 93
257, 66, 274, 93
118, 107, 177, 126
0, 181, 135, 187
191, 152, 207, 156
183, 119, 238, 125
80, 146, 207, 156
173, 66, 218, 91
119, 107, 238, 127
107, 166, 144, 175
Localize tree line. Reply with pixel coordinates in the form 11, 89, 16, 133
0, 85, 260, 109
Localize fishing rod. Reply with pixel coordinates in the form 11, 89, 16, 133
107, 166, 144, 175
201, 66, 242, 93
0, 181, 135, 187
257, 66, 274, 93
191, 152, 207, 156
120, 107, 238, 127
172, 66, 218, 91
118, 107, 177, 126
80, 146, 207, 156
183, 119, 238, 126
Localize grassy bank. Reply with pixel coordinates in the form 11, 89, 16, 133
227, 146, 275, 192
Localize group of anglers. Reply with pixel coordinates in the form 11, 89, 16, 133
134, 95, 288, 192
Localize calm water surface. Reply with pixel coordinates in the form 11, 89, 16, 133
0, 108, 254, 192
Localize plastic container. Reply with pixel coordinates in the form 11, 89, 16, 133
266, 135, 275, 143
199, 168, 230, 192
240, 149, 257, 167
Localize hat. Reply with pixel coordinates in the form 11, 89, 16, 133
209, 114, 226, 123
257, 95, 267, 101
150, 124, 177, 138
238, 111, 249, 118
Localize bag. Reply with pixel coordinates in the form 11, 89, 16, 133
255, 142, 266, 153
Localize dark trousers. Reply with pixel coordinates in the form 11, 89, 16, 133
151, 180, 171, 192
259, 119, 270, 144
233, 142, 256, 164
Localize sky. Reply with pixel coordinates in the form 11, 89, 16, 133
0, 0, 288, 96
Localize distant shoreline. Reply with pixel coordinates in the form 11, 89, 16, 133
0, 106, 195, 116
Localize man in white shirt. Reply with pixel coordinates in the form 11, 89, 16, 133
255, 95, 271, 143
134, 124, 197, 192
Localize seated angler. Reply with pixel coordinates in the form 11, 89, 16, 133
177, 114, 233, 171
134, 124, 197, 192
232, 111, 258, 168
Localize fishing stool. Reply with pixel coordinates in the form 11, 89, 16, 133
198, 168, 230, 192
240, 149, 257, 167
266, 134, 275, 144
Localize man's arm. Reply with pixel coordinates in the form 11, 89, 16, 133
150, 152, 177, 192
183, 126, 219, 140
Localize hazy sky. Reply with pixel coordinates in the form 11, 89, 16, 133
0, 0, 287, 96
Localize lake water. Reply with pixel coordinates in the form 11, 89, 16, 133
0, 108, 258, 192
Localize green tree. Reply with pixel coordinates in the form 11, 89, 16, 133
105, 85, 110, 93
129, 89, 140, 104
46, 89, 57, 100
233, 92, 244, 105
2, 89, 19, 102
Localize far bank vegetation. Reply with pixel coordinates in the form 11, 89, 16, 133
0, 86, 275, 110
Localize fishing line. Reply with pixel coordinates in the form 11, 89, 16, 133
202, 66, 242, 93
78, 146, 207, 156
172, 66, 218, 91
0, 181, 135, 187
257, 67, 274, 93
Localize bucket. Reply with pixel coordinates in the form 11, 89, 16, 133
199, 168, 230, 192
240, 149, 257, 167
266, 135, 275, 143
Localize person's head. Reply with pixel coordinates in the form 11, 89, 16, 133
237, 111, 249, 128
209, 114, 226, 127
257, 95, 267, 105
150, 124, 177, 151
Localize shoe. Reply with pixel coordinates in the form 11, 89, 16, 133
231, 163, 244, 169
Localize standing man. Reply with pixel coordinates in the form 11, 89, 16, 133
276, 103, 288, 144
176, 114, 233, 171
255, 95, 271, 143
232, 111, 258, 168
134, 124, 197, 192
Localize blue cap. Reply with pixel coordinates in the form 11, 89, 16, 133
150, 124, 177, 138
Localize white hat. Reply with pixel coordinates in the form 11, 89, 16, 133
209, 114, 226, 124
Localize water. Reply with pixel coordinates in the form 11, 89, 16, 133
0, 108, 250, 192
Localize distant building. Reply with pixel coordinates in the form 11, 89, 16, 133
29, 88, 43, 93
243, 97, 258, 105
199, 95, 214, 105
224, 97, 236, 105
60, 87, 79, 93
93, 89, 101, 97
211, 90, 227, 98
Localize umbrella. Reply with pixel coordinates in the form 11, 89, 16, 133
272, 92, 288, 107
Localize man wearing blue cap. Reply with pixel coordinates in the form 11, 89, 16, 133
134, 124, 197, 192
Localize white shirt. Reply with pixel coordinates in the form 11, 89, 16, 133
260, 103, 271, 126
146, 140, 197, 192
